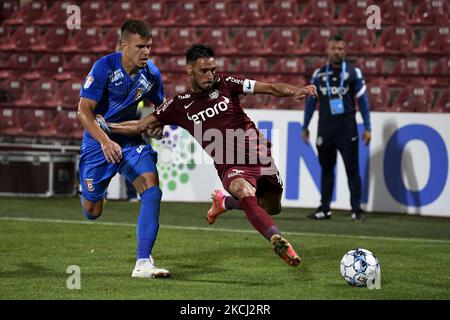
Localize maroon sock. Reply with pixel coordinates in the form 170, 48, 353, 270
239, 196, 280, 241
224, 196, 241, 210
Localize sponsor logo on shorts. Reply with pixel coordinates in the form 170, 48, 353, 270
85, 179, 94, 192
227, 169, 245, 179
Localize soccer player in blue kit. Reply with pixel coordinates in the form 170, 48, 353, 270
77, 19, 170, 278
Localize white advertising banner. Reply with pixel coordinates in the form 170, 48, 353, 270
109, 110, 450, 217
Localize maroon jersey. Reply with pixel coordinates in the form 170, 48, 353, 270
153, 74, 274, 178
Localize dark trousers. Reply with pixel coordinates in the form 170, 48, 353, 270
317, 120, 361, 212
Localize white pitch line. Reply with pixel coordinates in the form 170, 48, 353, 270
1, 216, 450, 244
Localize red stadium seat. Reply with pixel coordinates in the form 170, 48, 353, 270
4, 0, 46, 25
163, 56, 187, 74
235, 57, 269, 75
63, 27, 104, 54
300, 28, 337, 54
214, 57, 233, 73
1, 109, 53, 137
0, 1, 19, 22
366, 81, 389, 111
264, 28, 301, 54
78, 1, 108, 26
411, 0, 449, 25
140, 1, 169, 25
202, 0, 235, 26
230, 28, 265, 55
375, 25, 414, 53
356, 57, 384, 76
0, 25, 13, 44
270, 58, 305, 77
198, 28, 232, 55
0, 79, 24, 106
164, 28, 196, 54
0, 25, 40, 51
381, 0, 412, 24
344, 27, 377, 54
415, 26, 449, 54
233, 0, 269, 25
95, 27, 121, 53
0, 108, 21, 135
39, 110, 83, 140
14, 80, 59, 109
297, 0, 335, 25
163, 1, 204, 26
0, 53, 34, 80
101, 1, 136, 27
391, 83, 432, 112
266, 95, 302, 110
428, 57, 449, 87
24, 54, 65, 81
53, 80, 83, 109
389, 58, 428, 85
240, 94, 270, 109
34, 1, 73, 26
56, 54, 97, 81
336, 0, 374, 25
434, 90, 449, 112
30, 26, 69, 52
265, 0, 300, 25
147, 27, 168, 54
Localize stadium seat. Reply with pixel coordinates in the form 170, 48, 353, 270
24, 54, 65, 81
0, 25, 13, 45
101, 1, 136, 27
230, 28, 265, 55
356, 57, 384, 76
1, 109, 53, 138
34, 1, 73, 25
55, 54, 97, 81
140, 1, 169, 25
434, 90, 449, 112
264, 28, 301, 55
38, 110, 83, 140
0, 108, 21, 135
375, 25, 414, 53
235, 57, 269, 75
95, 27, 121, 53
162, 1, 204, 26
269, 58, 305, 79
428, 57, 449, 87
62, 27, 104, 53
266, 95, 301, 110
79, 1, 108, 26
0, 25, 40, 51
381, 0, 412, 24
14, 80, 59, 109
0, 79, 24, 106
415, 26, 449, 54
0, 53, 34, 80
3, 0, 45, 25
366, 81, 389, 111
300, 28, 337, 54
233, 0, 269, 25
0, 0, 19, 22
240, 94, 270, 109
391, 83, 432, 112
389, 58, 428, 85
198, 28, 232, 55
297, 0, 335, 25
336, 0, 374, 25
52, 80, 83, 109
214, 57, 233, 73
30, 26, 69, 52
344, 27, 377, 54
265, 0, 300, 25
147, 27, 168, 54
411, 0, 449, 25
164, 28, 196, 54
202, 0, 235, 26
163, 56, 188, 74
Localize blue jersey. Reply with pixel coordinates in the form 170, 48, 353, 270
80, 51, 164, 146
304, 61, 371, 131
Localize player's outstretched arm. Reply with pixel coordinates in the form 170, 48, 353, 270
107, 114, 160, 136
254, 82, 318, 101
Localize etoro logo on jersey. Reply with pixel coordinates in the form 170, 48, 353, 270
187, 96, 230, 124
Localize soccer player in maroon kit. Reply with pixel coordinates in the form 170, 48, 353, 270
104, 44, 317, 267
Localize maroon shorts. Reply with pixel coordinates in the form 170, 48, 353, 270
220, 164, 284, 197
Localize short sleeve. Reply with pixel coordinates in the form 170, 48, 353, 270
153, 98, 177, 125
79, 59, 108, 102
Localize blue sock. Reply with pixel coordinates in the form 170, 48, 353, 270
137, 186, 162, 260
80, 195, 98, 220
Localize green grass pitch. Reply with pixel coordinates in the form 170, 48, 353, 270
1, 197, 449, 300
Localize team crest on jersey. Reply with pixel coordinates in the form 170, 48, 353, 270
135, 88, 143, 100
84, 76, 94, 89
85, 179, 94, 192
209, 90, 219, 100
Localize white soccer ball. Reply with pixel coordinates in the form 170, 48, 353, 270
340, 248, 380, 287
